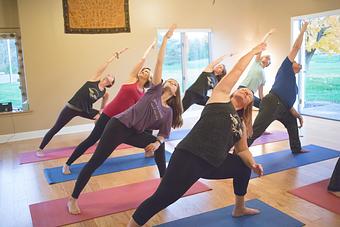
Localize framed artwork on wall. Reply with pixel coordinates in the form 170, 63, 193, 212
63, 0, 130, 34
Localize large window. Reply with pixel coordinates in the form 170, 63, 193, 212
0, 32, 28, 112
158, 29, 211, 93
292, 10, 340, 121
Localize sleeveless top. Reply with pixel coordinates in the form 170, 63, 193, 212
176, 102, 243, 167
187, 71, 218, 97
103, 82, 144, 117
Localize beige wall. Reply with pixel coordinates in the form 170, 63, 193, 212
1, 0, 339, 135
0, 0, 19, 28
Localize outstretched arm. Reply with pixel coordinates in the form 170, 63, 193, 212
288, 22, 308, 62
290, 106, 303, 128
234, 124, 263, 176
152, 24, 176, 85
258, 84, 264, 99
255, 28, 275, 62
208, 42, 266, 103
204, 54, 230, 72
100, 92, 110, 113
127, 40, 156, 83
90, 48, 128, 81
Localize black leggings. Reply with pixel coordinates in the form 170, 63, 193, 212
328, 158, 340, 192
247, 92, 301, 153
71, 118, 166, 199
182, 90, 209, 112
132, 148, 251, 225
39, 106, 94, 149
66, 113, 111, 165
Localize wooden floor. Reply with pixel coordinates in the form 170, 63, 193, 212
0, 111, 340, 227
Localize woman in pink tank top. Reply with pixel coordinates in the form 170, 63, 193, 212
62, 40, 156, 174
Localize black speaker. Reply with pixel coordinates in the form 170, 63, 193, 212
0, 102, 13, 112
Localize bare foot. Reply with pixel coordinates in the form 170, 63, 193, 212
232, 207, 260, 217
292, 149, 309, 154
67, 198, 81, 215
144, 151, 154, 158
36, 149, 45, 157
62, 164, 71, 175
329, 191, 340, 198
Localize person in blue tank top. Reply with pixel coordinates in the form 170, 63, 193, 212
247, 22, 309, 154
128, 35, 271, 226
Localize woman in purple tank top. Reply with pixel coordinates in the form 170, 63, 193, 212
67, 25, 183, 215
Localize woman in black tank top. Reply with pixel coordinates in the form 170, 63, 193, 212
182, 54, 228, 112
129, 38, 270, 226
36, 49, 126, 157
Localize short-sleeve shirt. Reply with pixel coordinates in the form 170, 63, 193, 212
240, 60, 266, 93
115, 82, 173, 138
176, 102, 243, 167
68, 81, 106, 118
271, 57, 298, 109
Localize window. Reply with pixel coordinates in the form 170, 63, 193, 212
0, 32, 28, 112
158, 29, 211, 93
292, 10, 340, 121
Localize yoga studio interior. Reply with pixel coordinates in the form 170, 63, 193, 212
0, 0, 340, 226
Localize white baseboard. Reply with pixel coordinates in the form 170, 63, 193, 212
0, 123, 94, 144
0, 108, 203, 144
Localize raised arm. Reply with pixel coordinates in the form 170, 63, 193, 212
90, 48, 128, 81
127, 40, 156, 82
208, 42, 266, 103
256, 28, 275, 62
288, 22, 308, 62
152, 24, 176, 85
204, 54, 231, 72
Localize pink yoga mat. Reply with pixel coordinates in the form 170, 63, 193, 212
29, 179, 211, 227
289, 179, 340, 215
20, 131, 288, 164
252, 131, 288, 146
19, 143, 133, 164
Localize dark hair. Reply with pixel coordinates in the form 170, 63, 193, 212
216, 64, 227, 81
140, 67, 152, 88
105, 76, 115, 88
164, 80, 183, 128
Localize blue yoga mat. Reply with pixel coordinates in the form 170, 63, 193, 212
155, 199, 304, 227
166, 129, 190, 141
44, 151, 172, 184
251, 144, 340, 178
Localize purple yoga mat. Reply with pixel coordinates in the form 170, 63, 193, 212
19, 143, 133, 164
252, 131, 288, 146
